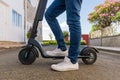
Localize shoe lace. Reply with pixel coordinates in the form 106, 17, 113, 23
57, 57, 70, 65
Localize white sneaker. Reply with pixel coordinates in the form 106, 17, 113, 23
46, 48, 68, 56
51, 57, 79, 71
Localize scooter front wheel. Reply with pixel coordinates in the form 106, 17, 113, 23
18, 47, 36, 65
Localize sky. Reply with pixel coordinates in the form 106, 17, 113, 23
42, 0, 105, 40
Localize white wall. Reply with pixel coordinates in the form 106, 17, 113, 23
0, 0, 24, 42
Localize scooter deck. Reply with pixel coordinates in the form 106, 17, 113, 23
42, 52, 90, 59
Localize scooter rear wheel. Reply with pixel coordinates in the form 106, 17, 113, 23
81, 49, 97, 65
18, 47, 36, 65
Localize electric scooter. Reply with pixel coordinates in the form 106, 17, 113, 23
18, 0, 98, 65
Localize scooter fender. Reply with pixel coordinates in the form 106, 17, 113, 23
80, 47, 99, 55
28, 38, 44, 57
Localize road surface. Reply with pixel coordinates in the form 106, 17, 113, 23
0, 47, 120, 80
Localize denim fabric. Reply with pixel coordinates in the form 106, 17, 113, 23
45, 0, 82, 64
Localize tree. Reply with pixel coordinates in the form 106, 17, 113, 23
62, 31, 69, 41
49, 33, 53, 40
88, 0, 120, 28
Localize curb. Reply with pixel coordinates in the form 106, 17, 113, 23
93, 46, 120, 54
0, 44, 26, 49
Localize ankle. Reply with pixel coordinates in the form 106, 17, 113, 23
68, 57, 78, 64
58, 47, 67, 51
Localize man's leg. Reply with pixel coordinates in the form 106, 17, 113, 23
65, 0, 82, 64
50, 0, 82, 71
45, 0, 67, 51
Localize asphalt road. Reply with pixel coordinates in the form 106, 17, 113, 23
0, 47, 120, 80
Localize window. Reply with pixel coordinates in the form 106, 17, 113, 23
12, 10, 22, 27
18, 14, 22, 27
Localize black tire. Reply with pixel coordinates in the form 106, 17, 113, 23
18, 48, 36, 65
82, 49, 97, 65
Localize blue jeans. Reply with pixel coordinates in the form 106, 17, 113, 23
45, 0, 82, 64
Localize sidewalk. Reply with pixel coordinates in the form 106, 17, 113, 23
0, 44, 26, 49
93, 46, 120, 53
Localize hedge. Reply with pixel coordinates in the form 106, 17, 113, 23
42, 40, 86, 45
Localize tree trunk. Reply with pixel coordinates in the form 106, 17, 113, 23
100, 28, 103, 46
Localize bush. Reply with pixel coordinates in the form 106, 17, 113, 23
42, 40, 87, 45
42, 41, 49, 45
27, 32, 31, 39
49, 41, 57, 45
42, 40, 57, 45
26, 27, 32, 39
66, 41, 70, 45
63, 31, 69, 38
66, 40, 86, 45
80, 40, 86, 45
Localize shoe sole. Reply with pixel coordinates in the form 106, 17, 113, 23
51, 67, 79, 72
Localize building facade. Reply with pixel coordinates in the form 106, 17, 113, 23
0, 0, 24, 42
26, 0, 42, 42
0, 0, 42, 44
